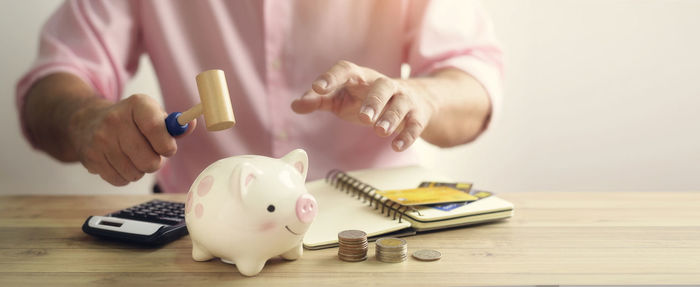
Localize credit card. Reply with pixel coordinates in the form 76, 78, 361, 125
419, 181, 492, 199
429, 190, 494, 211
471, 190, 493, 199
418, 181, 473, 192
376, 186, 479, 206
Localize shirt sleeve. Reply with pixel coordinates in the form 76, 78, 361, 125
15, 0, 143, 145
404, 0, 504, 125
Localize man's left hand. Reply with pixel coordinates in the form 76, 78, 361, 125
291, 60, 437, 152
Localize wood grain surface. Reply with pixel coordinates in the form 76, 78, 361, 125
1, 192, 699, 286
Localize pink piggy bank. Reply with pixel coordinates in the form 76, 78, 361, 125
184, 149, 318, 276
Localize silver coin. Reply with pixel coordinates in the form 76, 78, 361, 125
338, 230, 367, 241
412, 249, 441, 261
377, 255, 407, 263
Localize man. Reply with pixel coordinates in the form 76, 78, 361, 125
17, 0, 502, 193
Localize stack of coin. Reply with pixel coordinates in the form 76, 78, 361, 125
375, 237, 408, 263
337, 230, 368, 262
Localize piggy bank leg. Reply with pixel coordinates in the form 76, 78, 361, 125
280, 244, 303, 260
235, 258, 266, 277
191, 241, 214, 261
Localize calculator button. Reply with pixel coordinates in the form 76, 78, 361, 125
153, 217, 181, 225
109, 200, 185, 225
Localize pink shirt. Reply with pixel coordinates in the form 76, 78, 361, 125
17, 0, 503, 193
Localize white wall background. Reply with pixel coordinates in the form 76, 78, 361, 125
0, 0, 158, 195
1, 0, 699, 195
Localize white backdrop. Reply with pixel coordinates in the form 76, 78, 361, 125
2, 0, 699, 195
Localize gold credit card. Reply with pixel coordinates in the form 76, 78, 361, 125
418, 181, 493, 200
418, 181, 473, 192
376, 186, 479, 206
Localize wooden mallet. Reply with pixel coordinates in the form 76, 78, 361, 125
165, 69, 236, 136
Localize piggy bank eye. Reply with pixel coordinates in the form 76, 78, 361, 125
267, 204, 275, 213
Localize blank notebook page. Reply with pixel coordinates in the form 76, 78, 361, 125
302, 166, 451, 248
303, 180, 411, 248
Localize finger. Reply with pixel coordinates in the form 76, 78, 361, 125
80, 149, 102, 175
291, 90, 324, 114
80, 144, 129, 185
360, 77, 397, 124
130, 95, 177, 157
391, 114, 427, 152
179, 118, 197, 137
106, 141, 145, 182
312, 60, 364, 95
98, 154, 129, 186
119, 126, 163, 173
84, 164, 98, 175
374, 94, 411, 137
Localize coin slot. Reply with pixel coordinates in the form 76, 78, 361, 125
99, 220, 123, 227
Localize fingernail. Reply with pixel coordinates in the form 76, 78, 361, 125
377, 120, 390, 133
395, 140, 405, 150
360, 106, 375, 121
313, 79, 328, 89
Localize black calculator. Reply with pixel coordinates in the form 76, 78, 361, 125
82, 200, 188, 245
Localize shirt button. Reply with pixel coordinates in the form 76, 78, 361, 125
271, 58, 282, 71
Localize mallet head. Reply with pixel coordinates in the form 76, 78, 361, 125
196, 69, 236, 131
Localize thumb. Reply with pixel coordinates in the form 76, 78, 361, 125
176, 118, 197, 137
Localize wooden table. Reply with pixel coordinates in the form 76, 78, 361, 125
1, 192, 699, 286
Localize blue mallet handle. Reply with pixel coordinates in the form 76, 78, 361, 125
165, 112, 188, 136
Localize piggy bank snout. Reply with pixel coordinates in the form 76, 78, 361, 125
295, 194, 317, 223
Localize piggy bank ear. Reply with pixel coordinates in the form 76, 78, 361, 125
280, 149, 308, 180
230, 162, 258, 201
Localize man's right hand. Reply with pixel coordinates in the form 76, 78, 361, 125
23, 73, 195, 187
68, 94, 196, 186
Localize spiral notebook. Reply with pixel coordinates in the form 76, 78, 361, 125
303, 166, 514, 249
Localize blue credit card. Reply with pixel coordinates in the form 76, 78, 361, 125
425, 188, 493, 211
431, 202, 467, 211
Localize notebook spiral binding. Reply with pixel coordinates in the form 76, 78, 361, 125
325, 169, 422, 223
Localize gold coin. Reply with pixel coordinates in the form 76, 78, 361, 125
375, 237, 408, 263
376, 254, 407, 263
412, 249, 441, 261
376, 237, 406, 248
